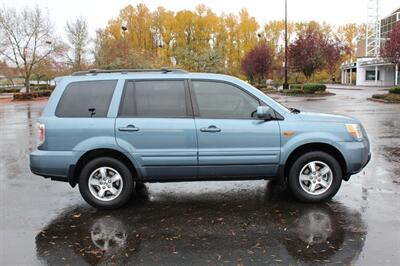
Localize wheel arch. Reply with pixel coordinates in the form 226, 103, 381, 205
283, 143, 348, 183
69, 148, 140, 187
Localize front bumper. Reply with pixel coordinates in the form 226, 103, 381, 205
339, 139, 371, 176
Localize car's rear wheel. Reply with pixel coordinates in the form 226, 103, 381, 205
288, 151, 342, 202
79, 157, 134, 209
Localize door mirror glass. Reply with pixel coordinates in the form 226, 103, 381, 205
256, 106, 273, 120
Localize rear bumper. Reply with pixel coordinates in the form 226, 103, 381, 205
30, 150, 75, 182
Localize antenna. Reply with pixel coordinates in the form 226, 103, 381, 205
366, 0, 381, 57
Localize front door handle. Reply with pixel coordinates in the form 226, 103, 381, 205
118, 124, 140, 132
200, 125, 221, 133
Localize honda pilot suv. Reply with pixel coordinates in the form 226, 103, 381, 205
30, 69, 371, 209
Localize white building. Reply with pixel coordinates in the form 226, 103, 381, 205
341, 6, 399, 86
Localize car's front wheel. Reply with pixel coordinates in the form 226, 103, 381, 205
288, 151, 342, 203
78, 157, 135, 209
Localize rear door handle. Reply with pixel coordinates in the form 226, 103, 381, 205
118, 124, 140, 132
200, 125, 221, 133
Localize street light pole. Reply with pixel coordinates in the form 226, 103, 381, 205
283, 0, 289, 90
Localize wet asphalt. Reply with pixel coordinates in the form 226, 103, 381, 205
0, 86, 399, 265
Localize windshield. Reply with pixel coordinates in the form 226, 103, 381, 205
267, 96, 301, 113
260, 90, 292, 113
272, 98, 293, 113
239, 80, 290, 113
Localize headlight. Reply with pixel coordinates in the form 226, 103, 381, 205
345, 124, 363, 140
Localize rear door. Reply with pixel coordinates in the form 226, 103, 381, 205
190, 80, 281, 178
115, 80, 197, 179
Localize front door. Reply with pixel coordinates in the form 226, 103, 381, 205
190, 80, 281, 178
116, 80, 197, 178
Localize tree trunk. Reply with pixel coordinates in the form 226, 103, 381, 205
7, 78, 15, 88
25, 76, 30, 94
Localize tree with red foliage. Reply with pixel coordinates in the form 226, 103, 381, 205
288, 29, 325, 79
289, 28, 347, 80
381, 23, 400, 66
241, 42, 273, 84
324, 39, 350, 80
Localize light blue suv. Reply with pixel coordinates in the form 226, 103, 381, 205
30, 69, 371, 209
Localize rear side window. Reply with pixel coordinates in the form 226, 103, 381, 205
119, 80, 188, 117
56, 80, 116, 117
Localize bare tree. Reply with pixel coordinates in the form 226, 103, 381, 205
0, 6, 64, 93
65, 17, 89, 70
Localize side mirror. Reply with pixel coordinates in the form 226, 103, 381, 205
256, 106, 273, 120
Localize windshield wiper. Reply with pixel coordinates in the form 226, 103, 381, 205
290, 108, 301, 114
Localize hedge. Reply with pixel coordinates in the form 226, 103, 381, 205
302, 83, 326, 93
289, 84, 303, 89
286, 83, 326, 94
13, 90, 52, 100
0, 88, 21, 93
283, 88, 304, 94
389, 87, 400, 94
32, 85, 55, 91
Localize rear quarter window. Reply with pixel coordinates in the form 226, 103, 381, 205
55, 80, 117, 117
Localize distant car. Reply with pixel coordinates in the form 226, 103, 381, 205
30, 69, 371, 209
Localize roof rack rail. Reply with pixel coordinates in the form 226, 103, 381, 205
71, 68, 188, 76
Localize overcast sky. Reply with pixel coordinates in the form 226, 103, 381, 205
2, 0, 400, 38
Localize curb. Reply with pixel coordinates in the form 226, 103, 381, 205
367, 97, 400, 104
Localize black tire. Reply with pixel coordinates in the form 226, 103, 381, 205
288, 151, 342, 203
135, 181, 147, 191
78, 157, 135, 209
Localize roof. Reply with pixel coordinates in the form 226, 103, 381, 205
382, 6, 400, 20
66, 68, 240, 84
71, 68, 188, 76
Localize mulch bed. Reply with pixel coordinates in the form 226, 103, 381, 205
0, 97, 48, 105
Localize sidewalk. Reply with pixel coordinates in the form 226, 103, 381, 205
326, 84, 390, 91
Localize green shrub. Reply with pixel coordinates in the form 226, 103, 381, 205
302, 83, 326, 94
389, 87, 400, 94
290, 84, 303, 89
283, 88, 304, 94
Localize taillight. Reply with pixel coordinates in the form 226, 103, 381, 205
38, 123, 45, 146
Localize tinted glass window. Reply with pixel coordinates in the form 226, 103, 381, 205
56, 80, 116, 117
119, 80, 188, 117
192, 81, 259, 119
366, 70, 380, 81
119, 81, 135, 117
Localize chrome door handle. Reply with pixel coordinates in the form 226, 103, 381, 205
200, 125, 221, 133
118, 125, 140, 132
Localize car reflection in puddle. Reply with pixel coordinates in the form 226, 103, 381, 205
36, 182, 366, 265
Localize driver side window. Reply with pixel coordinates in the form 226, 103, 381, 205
191, 81, 260, 119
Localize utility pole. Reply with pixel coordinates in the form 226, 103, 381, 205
283, 0, 289, 90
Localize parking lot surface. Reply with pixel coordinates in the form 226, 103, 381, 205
0, 86, 399, 265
